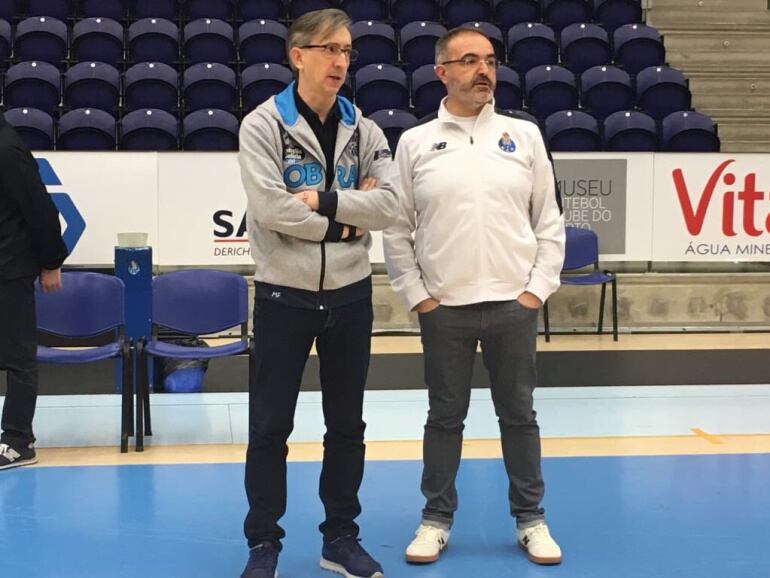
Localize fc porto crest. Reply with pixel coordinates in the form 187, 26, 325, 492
498, 132, 516, 153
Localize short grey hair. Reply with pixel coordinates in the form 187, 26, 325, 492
435, 27, 489, 64
287, 9, 352, 70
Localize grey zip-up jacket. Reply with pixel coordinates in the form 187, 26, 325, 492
239, 82, 398, 295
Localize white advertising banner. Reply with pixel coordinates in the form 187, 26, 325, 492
652, 154, 770, 261
554, 152, 654, 261
33, 152, 159, 267
157, 153, 249, 266
33, 152, 770, 267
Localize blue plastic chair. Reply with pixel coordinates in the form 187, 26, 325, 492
136, 270, 251, 451
35, 272, 133, 452
543, 227, 618, 341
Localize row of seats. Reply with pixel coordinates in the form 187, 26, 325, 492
0, 58, 693, 123
0, 16, 661, 73
342, 62, 689, 119
0, 1, 643, 31
5, 106, 240, 150
373, 108, 719, 153
4, 106, 720, 153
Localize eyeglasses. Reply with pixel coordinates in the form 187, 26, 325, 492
439, 55, 499, 69
300, 43, 359, 62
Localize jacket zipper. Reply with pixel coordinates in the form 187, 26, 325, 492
316, 129, 359, 305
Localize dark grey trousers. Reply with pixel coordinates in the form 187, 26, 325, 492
418, 300, 545, 529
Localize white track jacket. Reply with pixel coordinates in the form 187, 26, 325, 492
383, 100, 566, 311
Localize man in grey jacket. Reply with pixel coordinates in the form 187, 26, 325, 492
238, 9, 397, 578
384, 28, 565, 567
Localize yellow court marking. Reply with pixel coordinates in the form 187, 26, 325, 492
205, 332, 770, 354
690, 428, 724, 445
29, 433, 770, 468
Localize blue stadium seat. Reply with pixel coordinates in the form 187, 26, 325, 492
545, 109, 601, 151
411, 63, 446, 118
58, 108, 117, 150
4, 61, 61, 114
241, 62, 293, 111
495, 65, 522, 110
239, 19, 288, 66
524, 64, 578, 121
183, 0, 233, 21
441, 0, 492, 29
132, 0, 178, 20
237, 0, 285, 21
0, 18, 9, 70
493, 0, 542, 32
183, 62, 237, 111
0, 1, 13, 21
129, 18, 179, 66
124, 62, 179, 112
542, 0, 592, 32
341, 0, 388, 22
64, 61, 120, 112
355, 63, 408, 116
14, 16, 68, 68
183, 18, 235, 65
662, 110, 719, 152
3, 107, 55, 150
560, 22, 610, 74
120, 108, 178, 150
603, 110, 657, 151
82, 0, 128, 21
183, 108, 239, 150
613, 23, 665, 75
26, 0, 73, 20
461, 21, 505, 61
288, 0, 335, 20
401, 21, 447, 72
72, 18, 125, 68
507, 22, 558, 74
636, 65, 692, 121
580, 64, 633, 120
350, 21, 397, 71
369, 108, 417, 153
390, 0, 440, 29
593, 0, 642, 33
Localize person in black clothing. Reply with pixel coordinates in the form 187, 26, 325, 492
0, 110, 68, 470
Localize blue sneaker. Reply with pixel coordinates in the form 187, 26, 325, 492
241, 541, 279, 578
320, 536, 384, 578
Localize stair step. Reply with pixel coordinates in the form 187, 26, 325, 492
649, 0, 769, 10
663, 33, 770, 52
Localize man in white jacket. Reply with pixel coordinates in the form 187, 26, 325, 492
383, 27, 566, 566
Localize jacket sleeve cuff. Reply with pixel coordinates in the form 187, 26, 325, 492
317, 190, 338, 219
405, 283, 433, 312
525, 274, 559, 304
323, 220, 345, 242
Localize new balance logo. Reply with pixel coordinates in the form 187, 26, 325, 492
271, 291, 281, 299
430, 142, 447, 151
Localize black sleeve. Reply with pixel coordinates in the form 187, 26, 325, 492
323, 220, 345, 242
0, 146, 69, 269
317, 190, 339, 219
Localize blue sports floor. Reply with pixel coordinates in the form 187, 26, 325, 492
2, 453, 770, 578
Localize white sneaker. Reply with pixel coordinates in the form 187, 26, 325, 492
405, 524, 450, 564
517, 522, 562, 565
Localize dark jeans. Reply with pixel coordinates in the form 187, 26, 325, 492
0, 276, 38, 448
244, 297, 373, 549
418, 300, 546, 529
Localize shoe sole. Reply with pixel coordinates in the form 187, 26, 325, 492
518, 541, 562, 565
0, 456, 38, 471
319, 557, 384, 578
405, 542, 448, 564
